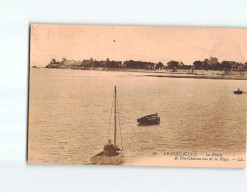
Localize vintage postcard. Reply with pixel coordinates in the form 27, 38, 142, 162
28, 24, 246, 168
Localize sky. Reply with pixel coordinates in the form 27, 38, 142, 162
30, 24, 247, 67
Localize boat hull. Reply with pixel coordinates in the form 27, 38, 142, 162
137, 117, 160, 125
137, 113, 160, 125
233, 91, 243, 94
90, 150, 124, 165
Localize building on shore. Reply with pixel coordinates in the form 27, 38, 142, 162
203, 57, 219, 66
46, 58, 61, 68
46, 58, 89, 69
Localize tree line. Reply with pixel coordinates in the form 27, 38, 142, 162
47, 58, 247, 71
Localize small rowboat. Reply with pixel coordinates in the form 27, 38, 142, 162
137, 113, 160, 125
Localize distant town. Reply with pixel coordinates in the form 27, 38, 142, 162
43, 57, 247, 75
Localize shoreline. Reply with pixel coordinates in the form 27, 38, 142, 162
145, 74, 247, 80
104, 68, 247, 80
37, 67, 247, 80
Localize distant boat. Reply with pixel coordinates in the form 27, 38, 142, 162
90, 86, 124, 165
32, 65, 40, 69
137, 113, 160, 125
233, 88, 243, 94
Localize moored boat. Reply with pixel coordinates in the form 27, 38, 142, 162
90, 150, 124, 165
90, 86, 124, 165
233, 88, 243, 94
137, 113, 160, 125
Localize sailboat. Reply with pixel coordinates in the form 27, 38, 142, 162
90, 86, 124, 165
233, 88, 243, 94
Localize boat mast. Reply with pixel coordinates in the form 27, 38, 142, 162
114, 86, 117, 146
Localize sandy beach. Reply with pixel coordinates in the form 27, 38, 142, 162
40, 67, 247, 80
145, 73, 247, 80
84, 68, 247, 80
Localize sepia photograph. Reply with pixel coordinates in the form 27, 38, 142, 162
28, 24, 246, 168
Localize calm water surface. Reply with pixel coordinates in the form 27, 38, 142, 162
28, 69, 246, 164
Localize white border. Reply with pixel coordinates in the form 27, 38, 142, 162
0, 0, 247, 192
